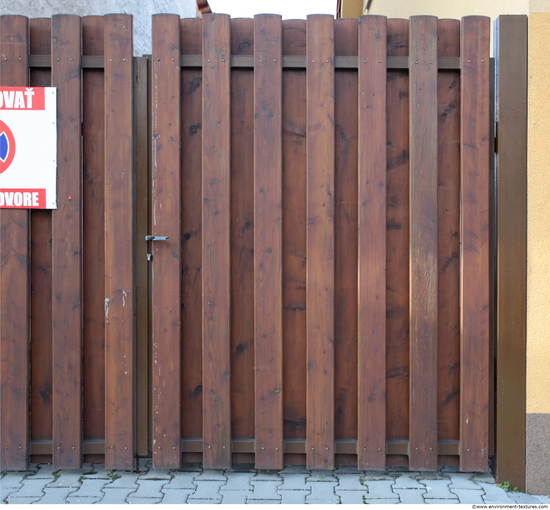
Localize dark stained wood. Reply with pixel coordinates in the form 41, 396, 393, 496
180, 17, 203, 441
357, 14, 387, 470
494, 15, 527, 491
254, 14, 284, 470
229, 17, 255, 445
408, 15, 438, 471
282, 19, 307, 444
385, 18, 410, 452
306, 14, 335, 470
51, 14, 83, 469
460, 15, 490, 473
29, 17, 53, 447
436, 19, 461, 447
81, 15, 105, 446
202, 13, 231, 469
104, 13, 135, 469
0, 15, 30, 471
333, 18, 358, 453
151, 13, 181, 468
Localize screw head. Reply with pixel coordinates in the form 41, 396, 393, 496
19, 445, 22, 449
262, 447, 265, 450
378, 447, 381, 451
72, 446, 76, 450
208, 445, 212, 449
311, 447, 315, 451
173, 446, 176, 449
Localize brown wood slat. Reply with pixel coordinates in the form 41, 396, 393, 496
151, 13, 181, 469
82, 15, 106, 447
408, 15, 438, 471
180, 17, 204, 443
253, 14, 284, 470
357, 14, 387, 470
333, 18, 358, 455
460, 15, 490, 473
385, 19, 410, 458
202, 13, 232, 469
0, 15, 30, 471
51, 14, 83, 469
104, 13, 135, 469
436, 19, 461, 448
282, 20, 307, 451
306, 14, 335, 470
229, 17, 255, 450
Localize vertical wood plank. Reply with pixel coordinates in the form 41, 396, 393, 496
436, 19, 461, 456
254, 13, 283, 470
0, 14, 30, 471
282, 19, 307, 453
357, 14, 387, 470
306, 14, 335, 470
408, 15, 438, 471
151, 13, 181, 469
104, 13, 135, 470
51, 14, 83, 469
333, 18, 358, 458
202, 13, 231, 469
460, 15, 490, 473
180, 17, 203, 444
82, 14, 105, 447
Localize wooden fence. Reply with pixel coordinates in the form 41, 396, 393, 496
0, 13, 491, 472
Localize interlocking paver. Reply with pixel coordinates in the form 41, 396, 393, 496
364, 480, 395, 499
128, 479, 168, 498
334, 466, 364, 475
0, 472, 33, 488
508, 492, 543, 504
361, 471, 393, 481
247, 499, 281, 504
225, 464, 255, 473
66, 496, 103, 504
420, 479, 457, 499
448, 473, 479, 489
98, 488, 136, 504
536, 495, 550, 504
82, 466, 113, 479
336, 473, 367, 491
337, 491, 366, 504
450, 488, 485, 504
253, 471, 282, 482
31, 465, 56, 479
393, 474, 424, 489
279, 465, 309, 474
306, 482, 339, 504
188, 480, 224, 502
8, 478, 49, 497
188, 498, 222, 504
249, 480, 281, 500
5, 496, 42, 504
195, 469, 226, 481
46, 471, 84, 488
220, 491, 250, 504
425, 498, 459, 504
279, 490, 309, 504
472, 472, 495, 483
126, 497, 163, 504
394, 488, 427, 504
222, 471, 254, 491
139, 468, 172, 480
36, 487, 79, 504
160, 489, 194, 504
306, 471, 338, 483
163, 471, 196, 489
278, 473, 309, 490
70, 478, 110, 497
1, 488, 19, 501
109, 473, 140, 488
478, 483, 515, 504
363, 498, 400, 504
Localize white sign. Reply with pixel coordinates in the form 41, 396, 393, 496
0, 87, 57, 209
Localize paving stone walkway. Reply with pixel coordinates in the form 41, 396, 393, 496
2, 462, 549, 504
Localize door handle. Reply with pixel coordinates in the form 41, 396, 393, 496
145, 235, 169, 241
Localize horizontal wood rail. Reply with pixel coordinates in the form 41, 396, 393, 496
29, 54, 461, 70
30, 439, 460, 456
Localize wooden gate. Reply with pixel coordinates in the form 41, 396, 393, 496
0, 13, 491, 473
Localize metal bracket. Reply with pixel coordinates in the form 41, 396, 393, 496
145, 235, 169, 241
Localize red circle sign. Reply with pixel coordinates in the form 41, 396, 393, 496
0, 120, 16, 175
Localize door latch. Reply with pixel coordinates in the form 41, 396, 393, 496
145, 235, 169, 241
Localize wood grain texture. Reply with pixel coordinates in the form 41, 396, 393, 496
104, 13, 135, 469
460, 15, 490, 473
229, 17, 255, 445
180, 17, 203, 441
333, 18, 358, 451
306, 14, 335, 470
254, 14, 283, 469
408, 15, 438, 471
357, 14, 387, 470
385, 20, 410, 457
0, 14, 30, 471
29, 17, 53, 447
151, 13, 181, 469
82, 15, 105, 445
202, 13, 231, 469
436, 19, 461, 446
51, 14, 83, 469
282, 19, 307, 443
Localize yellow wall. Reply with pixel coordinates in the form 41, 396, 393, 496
527, 11, 550, 414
